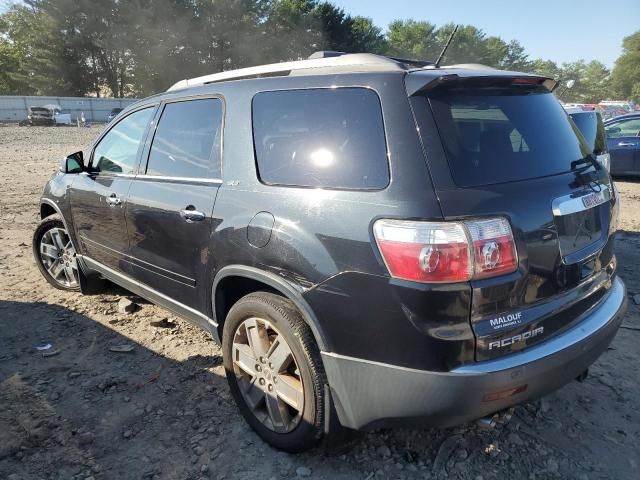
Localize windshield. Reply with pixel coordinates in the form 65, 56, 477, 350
428, 90, 591, 187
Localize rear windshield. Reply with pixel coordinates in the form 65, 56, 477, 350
569, 112, 606, 155
428, 91, 591, 187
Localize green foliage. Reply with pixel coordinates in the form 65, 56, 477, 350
611, 31, 640, 102
386, 19, 438, 59
0, 1, 637, 102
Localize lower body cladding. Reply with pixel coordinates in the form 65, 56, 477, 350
322, 277, 626, 431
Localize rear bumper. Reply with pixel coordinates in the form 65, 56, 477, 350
322, 277, 627, 430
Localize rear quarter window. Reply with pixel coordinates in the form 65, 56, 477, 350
252, 88, 389, 190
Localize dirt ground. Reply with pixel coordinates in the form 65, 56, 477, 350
0, 124, 638, 480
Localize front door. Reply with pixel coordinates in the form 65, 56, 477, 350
125, 97, 224, 313
69, 106, 156, 272
606, 117, 640, 175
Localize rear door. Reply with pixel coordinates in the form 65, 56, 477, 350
125, 97, 224, 313
410, 75, 618, 360
69, 106, 156, 272
605, 117, 640, 175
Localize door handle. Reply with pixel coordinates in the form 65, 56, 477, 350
617, 141, 636, 147
106, 194, 121, 206
180, 206, 205, 223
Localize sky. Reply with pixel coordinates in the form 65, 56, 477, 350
334, 0, 639, 68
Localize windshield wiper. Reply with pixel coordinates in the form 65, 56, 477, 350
570, 154, 599, 172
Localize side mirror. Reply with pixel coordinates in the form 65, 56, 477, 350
59, 151, 85, 174
606, 126, 621, 135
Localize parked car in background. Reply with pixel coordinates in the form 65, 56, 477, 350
33, 52, 626, 452
19, 104, 72, 126
21, 106, 54, 126
48, 105, 73, 126
599, 101, 635, 120
564, 106, 610, 171
604, 113, 640, 176
107, 108, 123, 123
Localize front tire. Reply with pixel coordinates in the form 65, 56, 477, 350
33, 214, 80, 291
222, 292, 326, 452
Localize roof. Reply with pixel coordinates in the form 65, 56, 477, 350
604, 112, 640, 123
167, 53, 408, 91
166, 51, 555, 95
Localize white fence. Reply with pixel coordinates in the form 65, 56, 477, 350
0, 95, 140, 123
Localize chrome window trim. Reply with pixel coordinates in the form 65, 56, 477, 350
134, 174, 223, 185
552, 185, 611, 216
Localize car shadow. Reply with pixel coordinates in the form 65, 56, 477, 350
0, 299, 259, 479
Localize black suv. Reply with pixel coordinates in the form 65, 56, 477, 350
33, 53, 627, 452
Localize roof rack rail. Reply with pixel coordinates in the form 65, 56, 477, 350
167, 52, 407, 91
387, 56, 433, 68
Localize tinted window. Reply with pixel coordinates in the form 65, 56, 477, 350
146, 99, 223, 178
569, 112, 607, 154
428, 91, 590, 187
605, 118, 640, 138
252, 88, 389, 189
93, 107, 154, 174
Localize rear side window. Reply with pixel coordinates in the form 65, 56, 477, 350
146, 98, 223, 178
428, 91, 590, 187
605, 118, 640, 138
252, 88, 389, 189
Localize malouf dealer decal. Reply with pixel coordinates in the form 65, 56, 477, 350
489, 311, 523, 331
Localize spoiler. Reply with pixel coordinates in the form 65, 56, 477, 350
405, 70, 558, 96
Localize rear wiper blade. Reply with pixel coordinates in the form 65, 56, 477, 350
570, 154, 598, 172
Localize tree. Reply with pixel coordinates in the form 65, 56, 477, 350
350, 16, 387, 54
611, 30, 640, 102
0, 3, 91, 95
386, 19, 438, 60
529, 58, 561, 79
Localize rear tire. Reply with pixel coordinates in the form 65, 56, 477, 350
222, 292, 326, 452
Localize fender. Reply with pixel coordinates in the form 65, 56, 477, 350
40, 197, 80, 252
212, 265, 329, 351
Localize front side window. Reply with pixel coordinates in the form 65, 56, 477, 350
146, 99, 223, 178
252, 88, 389, 189
93, 107, 154, 174
605, 118, 640, 138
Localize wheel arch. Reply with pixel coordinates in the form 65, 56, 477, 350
212, 265, 329, 351
39, 198, 79, 251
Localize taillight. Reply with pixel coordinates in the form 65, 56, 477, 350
373, 217, 517, 283
465, 218, 518, 279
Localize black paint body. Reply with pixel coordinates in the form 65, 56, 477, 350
41, 68, 620, 375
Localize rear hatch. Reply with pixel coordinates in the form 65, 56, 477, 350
408, 71, 619, 361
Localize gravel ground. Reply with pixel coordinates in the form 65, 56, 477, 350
0, 124, 639, 480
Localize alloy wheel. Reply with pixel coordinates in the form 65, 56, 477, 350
231, 317, 305, 433
39, 227, 79, 288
